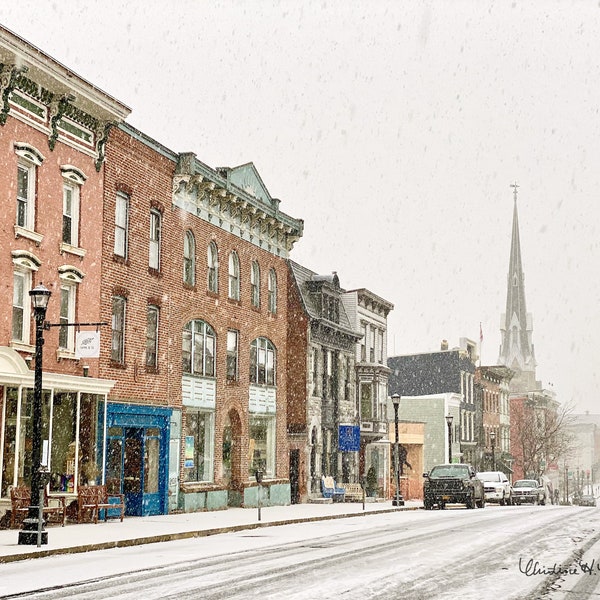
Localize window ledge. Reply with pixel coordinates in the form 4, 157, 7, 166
227, 298, 242, 307
59, 242, 86, 259
10, 340, 35, 354
14, 225, 44, 245
57, 349, 77, 361
148, 267, 162, 278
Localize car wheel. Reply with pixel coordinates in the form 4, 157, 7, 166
507, 495, 512, 506
424, 499, 433, 510
500, 494, 505, 506
478, 497, 485, 508
540, 496, 546, 506
439, 501, 446, 510
466, 495, 474, 509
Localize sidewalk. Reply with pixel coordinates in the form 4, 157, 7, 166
0, 500, 421, 563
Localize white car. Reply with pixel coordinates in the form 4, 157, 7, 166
476, 471, 513, 506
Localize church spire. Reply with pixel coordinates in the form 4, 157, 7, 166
498, 183, 537, 391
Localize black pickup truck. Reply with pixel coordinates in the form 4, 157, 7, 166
423, 463, 485, 510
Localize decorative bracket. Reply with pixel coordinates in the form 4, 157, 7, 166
48, 93, 75, 151
0, 64, 29, 126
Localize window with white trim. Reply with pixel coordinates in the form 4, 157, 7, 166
207, 242, 218, 293
250, 260, 260, 307
58, 282, 77, 351
268, 268, 277, 314
183, 231, 195, 286
149, 209, 161, 270
250, 337, 276, 385
114, 192, 129, 258
146, 304, 159, 368
228, 251, 240, 300
182, 320, 215, 377
62, 182, 80, 247
16, 161, 35, 230
111, 295, 127, 363
12, 270, 31, 344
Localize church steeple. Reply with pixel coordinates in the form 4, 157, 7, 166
498, 183, 537, 392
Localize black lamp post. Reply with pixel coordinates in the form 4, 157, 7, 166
391, 394, 404, 506
490, 430, 496, 471
19, 283, 51, 546
255, 469, 264, 521
445, 414, 454, 464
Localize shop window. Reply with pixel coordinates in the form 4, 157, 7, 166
248, 416, 275, 478
184, 410, 214, 482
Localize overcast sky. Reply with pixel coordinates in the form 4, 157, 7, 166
3, 1, 599, 413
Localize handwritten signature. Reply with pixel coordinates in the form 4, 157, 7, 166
519, 557, 600, 577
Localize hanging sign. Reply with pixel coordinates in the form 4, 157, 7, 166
338, 425, 361, 452
75, 331, 100, 358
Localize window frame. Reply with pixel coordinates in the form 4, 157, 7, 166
182, 320, 216, 377
184, 409, 215, 483
183, 230, 196, 286
16, 160, 36, 231
114, 192, 129, 259
12, 269, 31, 344
226, 329, 239, 382
146, 304, 159, 369
149, 208, 161, 271
111, 295, 127, 364
58, 281, 77, 352
268, 268, 277, 314
207, 241, 218, 293
250, 260, 260, 308
61, 180, 83, 249
250, 337, 276, 386
228, 251, 240, 300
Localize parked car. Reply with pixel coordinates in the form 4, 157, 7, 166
476, 471, 513, 505
423, 463, 485, 510
578, 494, 596, 507
512, 479, 546, 505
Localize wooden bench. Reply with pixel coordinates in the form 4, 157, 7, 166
10, 486, 66, 528
342, 483, 364, 502
77, 485, 125, 524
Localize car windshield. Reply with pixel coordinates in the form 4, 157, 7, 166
477, 472, 500, 481
513, 480, 537, 488
429, 465, 470, 478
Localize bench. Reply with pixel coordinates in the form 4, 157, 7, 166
10, 486, 66, 528
321, 476, 345, 502
77, 485, 125, 524
342, 483, 364, 502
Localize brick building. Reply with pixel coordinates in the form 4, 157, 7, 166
0, 25, 304, 518
0, 25, 129, 507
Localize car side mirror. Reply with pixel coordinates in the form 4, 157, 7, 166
423, 472, 429, 478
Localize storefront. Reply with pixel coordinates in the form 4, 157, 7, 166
104, 403, 171, 516
0, 347, 115, 499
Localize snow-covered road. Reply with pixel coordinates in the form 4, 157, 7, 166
1, 504, 599, 599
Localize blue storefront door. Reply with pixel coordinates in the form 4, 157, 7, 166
104, 403, 171, 517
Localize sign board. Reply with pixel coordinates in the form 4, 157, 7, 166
75, 331, 100, 358
184, 436, 195, 468
338, 425, 360, 452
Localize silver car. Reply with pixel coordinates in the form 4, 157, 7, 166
512, 479, 546, 505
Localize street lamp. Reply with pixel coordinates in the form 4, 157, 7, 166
19, 283, 51, 546
391, 393, 404, 506
490, 430, 496, 471
445, 415, 454, 464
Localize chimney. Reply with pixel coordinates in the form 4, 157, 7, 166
441, 339, 449, 351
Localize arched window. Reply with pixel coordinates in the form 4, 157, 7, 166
250, 337, 276, 385
183, 230, 195, 286
268, 268, 277, 314
251, 260, 260, 307
228, 251, 240, 300
182, 320, 216, 377
207, 241, 218, 293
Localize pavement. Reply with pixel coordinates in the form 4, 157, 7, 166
0, 499, 422, 563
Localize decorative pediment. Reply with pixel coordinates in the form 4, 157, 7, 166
222, 163, 277, 209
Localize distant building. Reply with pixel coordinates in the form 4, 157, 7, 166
388, 338, 478, 471
287, 263, 361, 498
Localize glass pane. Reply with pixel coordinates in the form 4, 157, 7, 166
106, 438, 123, 494
49, 392, 77, 492
1, 388, 18, 496
144, 436, 159, 494
123, 434, 142, 494
79, 394, 99, 486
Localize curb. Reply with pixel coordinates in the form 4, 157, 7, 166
0, 505, 420, 564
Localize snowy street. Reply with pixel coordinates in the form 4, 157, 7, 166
1, 504, 599, 599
